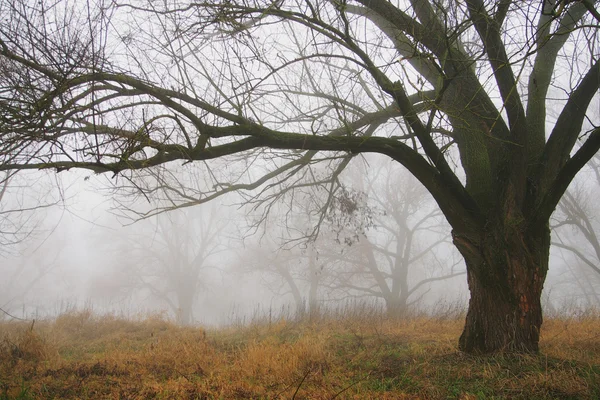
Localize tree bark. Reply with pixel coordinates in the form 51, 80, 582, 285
454, 223, 550, 353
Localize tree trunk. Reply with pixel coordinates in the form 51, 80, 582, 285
454, 223, 550, 353
276, 263, 305, 318
308, 246, 320, 320
308, 278, 319, 319
176, 285, 195, 325
385, 294, 408, 319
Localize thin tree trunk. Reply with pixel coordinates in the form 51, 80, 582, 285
176, 286, 195, 325
454, 224, 550, 353
275, 263, 305, 317
308, 246, 320, 320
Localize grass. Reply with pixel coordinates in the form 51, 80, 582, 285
1, 308, 599, 399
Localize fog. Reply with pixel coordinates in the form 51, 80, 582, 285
2, 153, 598, 326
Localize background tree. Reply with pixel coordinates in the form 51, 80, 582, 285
243, 240, 325, 318
0, 238, 62, 320
243, 160, 465, 318
324, 161, 464, 317
0, 171, 58, 256
549, 153, 600, 306
0, 172, 27, 253
0, 0, 599, 353
241, 162, 355, 318
553, 155, 600, 275
1, 170, 63, 320
103, 205, 227, 325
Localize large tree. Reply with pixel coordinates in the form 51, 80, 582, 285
0, 0, 599, 353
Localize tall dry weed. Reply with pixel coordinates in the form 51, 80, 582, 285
0, 321, 55, 364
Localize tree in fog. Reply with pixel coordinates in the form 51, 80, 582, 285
1, 171, 61, 319
1, 0, 599, 353
0, 172, 22, 252
550, 153, 600, 306
242, 165, 348, 318
0, 172, 57, 256
244, 160, 464, 318
326, 162, 464, 317
554, 154, 600, 276
0, 225, 65, 319
244, 241, 324, 317
112, 206, 226, 325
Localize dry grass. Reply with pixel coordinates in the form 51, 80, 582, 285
1, 309, 599, 399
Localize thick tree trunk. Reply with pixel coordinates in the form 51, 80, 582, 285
454, 224, 550, 353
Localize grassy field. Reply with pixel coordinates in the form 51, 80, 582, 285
1, 309, 599, 399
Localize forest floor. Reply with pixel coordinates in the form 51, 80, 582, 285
1, 308, 599, 399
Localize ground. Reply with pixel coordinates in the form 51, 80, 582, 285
1, 308, 599, 399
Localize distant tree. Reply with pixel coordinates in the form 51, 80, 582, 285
326, 163, 464, 317
241, 165, 347, 318
0, 170, 63, 319
0, 172, 27, 253
243, 241, 324, 318
246, 161, 464, 318
1, 0, 599, 353
0, 225, 64, 320
111, 206, 226, 325
550, 154, 600, 305
554, 191, 600, 277
0, 172, 57, 256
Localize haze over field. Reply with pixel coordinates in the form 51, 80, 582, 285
2, 154, 599, 326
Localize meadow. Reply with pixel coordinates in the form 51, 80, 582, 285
1, 307, 599, 399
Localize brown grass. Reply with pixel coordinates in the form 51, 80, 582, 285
1, 310, 599, 399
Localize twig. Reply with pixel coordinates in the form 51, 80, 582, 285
330, 373, 370, 399
0, 307, 28, 321
291, 368, 312, 400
